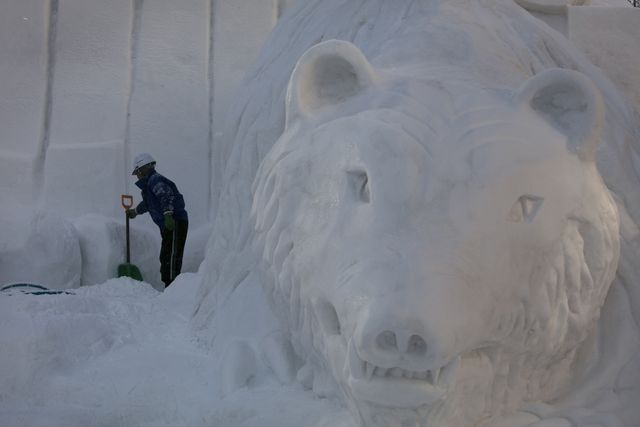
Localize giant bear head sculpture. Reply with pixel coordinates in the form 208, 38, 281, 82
251, 40, 620, 427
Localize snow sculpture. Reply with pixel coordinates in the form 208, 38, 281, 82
254, 42, 620, 427
197, 1, 640, 426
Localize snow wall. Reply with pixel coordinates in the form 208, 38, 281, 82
0, 0, 292, 228
0, 1, 636, 228
0, 1, 636, 226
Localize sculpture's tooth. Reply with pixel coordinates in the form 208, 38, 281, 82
432, 368, 441, 384
416, 371, 428, 380
403, 370, 414, 379
391, 367, 403, 378
375, 367, 388, 377
441, 356, 461, 384
349, 345, 365, 379
366, 362, 375, 380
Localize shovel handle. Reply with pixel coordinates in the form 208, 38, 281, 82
121, 194, 134, 209
121, 195, 133, 263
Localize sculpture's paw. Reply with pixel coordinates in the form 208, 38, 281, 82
261, 331, 297, 384
220, 339, 258, 396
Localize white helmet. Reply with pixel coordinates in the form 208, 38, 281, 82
132, 153, 156, 175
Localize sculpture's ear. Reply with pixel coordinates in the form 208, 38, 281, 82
515, 68, 605, 161
285, 40, 377, 126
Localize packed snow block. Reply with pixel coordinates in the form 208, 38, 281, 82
128, 0, 209, 227
74, 214, 161, 289
47, 0, 131, 146
43, 140, 125, 218
0, 212, 81, 290
0, 0, 48, 154
569, 6, 640, 109
197, 1, 640, 426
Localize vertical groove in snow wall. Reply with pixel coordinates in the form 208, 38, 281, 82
37, 0, 59, 202
207, 0, 216, 221
124, 0, 144, 190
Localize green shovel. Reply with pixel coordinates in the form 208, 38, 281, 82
117, 194, 144, 281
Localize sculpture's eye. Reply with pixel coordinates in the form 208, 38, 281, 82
508, 195, 544, 223
347, 170, 371, 203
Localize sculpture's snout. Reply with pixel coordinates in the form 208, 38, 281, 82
354, 300, 443, 371
347, 298, 453, 408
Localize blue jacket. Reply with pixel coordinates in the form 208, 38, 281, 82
135, 170, 188, 230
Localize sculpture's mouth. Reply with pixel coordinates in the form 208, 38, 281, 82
346, 341, 459, 408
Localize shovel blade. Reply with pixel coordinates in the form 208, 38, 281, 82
117, 263, 144, 281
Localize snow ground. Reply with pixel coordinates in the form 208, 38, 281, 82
0, 275, 349, 427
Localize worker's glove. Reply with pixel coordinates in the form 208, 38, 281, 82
163, 212, 175, 231
126, 209, 137, 219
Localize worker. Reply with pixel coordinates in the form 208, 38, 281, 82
126, 153, 188, 288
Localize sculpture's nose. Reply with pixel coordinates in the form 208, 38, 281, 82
354, 300, 448, 370
375, 329, 428, 357
359, 323, 432, 368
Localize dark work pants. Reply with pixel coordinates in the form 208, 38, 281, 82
160, 219, 188, 288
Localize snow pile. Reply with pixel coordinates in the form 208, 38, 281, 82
0, 277, 214, 427
0, 276, 350, 427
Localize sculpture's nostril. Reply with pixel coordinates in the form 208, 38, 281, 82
376, 330, 398, 351
374, 330, 428, 356
407, 334, 427, 356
